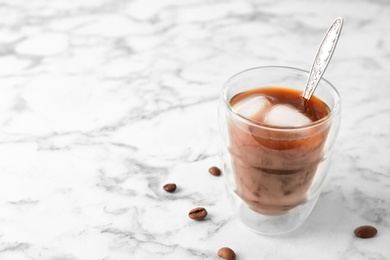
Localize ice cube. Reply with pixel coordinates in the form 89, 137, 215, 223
232, 96, 271, 119
264, 104, 311, 127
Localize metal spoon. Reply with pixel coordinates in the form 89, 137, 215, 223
302, 17, 343, 101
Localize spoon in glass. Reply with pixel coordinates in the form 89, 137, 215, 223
302, 17, 343, 101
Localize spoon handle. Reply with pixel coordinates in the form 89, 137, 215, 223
302, 17, 343, 100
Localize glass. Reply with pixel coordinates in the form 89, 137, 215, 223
219, 66, 341, 235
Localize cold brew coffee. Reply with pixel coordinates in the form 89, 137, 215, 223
228, 87, 330, 215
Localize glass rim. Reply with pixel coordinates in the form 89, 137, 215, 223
221, 66, 341, 130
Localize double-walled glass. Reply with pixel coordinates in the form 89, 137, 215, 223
219, 66, 341, 235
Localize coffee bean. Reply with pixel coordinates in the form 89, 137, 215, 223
188, 207, 207, 220
217, 247, 236, 260
163, 183, 177, 192
354, 225, 377, 238
209, 166, 221, 176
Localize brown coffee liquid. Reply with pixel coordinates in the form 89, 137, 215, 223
228, 87, 331, 215
230, 87, 330, 124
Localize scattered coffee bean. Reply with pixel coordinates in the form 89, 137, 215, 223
209, 166, 221, 176
163, 183, 177, 192
217, 247, 236, 260
188, 207, 207, 220
354, 225, 377, 239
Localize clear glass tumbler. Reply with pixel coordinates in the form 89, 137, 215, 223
219, 66, 341, 235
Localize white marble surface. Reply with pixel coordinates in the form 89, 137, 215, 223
0, 0, 389, 259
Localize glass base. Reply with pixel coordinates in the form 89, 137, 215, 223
227, 187, 319, 235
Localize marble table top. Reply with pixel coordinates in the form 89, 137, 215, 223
1, 0, 389, 259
